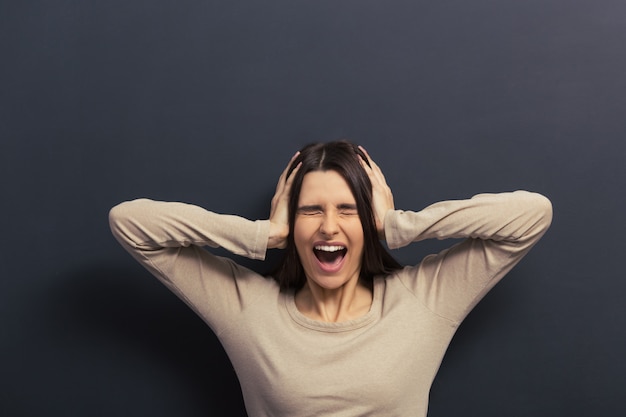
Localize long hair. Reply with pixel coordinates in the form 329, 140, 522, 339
270, 140, 402, 290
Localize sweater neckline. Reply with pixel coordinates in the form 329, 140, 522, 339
285, 277, 384, 332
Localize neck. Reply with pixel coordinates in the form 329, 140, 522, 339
295, 279, 373, 322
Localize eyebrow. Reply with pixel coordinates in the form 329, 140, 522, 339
297, 205, 323, 212
337, 203, 358, 210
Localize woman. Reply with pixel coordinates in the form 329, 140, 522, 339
109, 141, 552, 416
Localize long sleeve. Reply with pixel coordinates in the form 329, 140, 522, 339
109, 199, 275, 335
385, 190, 553, 323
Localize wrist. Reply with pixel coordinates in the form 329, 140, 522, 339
268, 222, 289, 249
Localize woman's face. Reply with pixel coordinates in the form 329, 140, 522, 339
293, 170, 365, 291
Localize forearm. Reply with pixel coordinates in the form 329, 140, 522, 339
109, 199, 270, 260
385, 191, 553, 250
268, 222, 289, 249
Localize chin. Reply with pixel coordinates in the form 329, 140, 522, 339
305, 273, 354, 291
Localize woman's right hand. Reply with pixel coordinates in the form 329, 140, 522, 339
268, 152, 301, 249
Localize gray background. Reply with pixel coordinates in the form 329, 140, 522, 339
2, 0, 625, 416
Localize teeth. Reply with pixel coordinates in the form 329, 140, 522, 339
314, 245, 345, 252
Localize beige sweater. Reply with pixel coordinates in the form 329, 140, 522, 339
109, 191, 552, 416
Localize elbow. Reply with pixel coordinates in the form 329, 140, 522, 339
523, 191, 553, 235
535, 193, 553, 231
108, 199, 149, 243
108, 201, 131, 241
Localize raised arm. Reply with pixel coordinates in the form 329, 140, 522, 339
108, 152, 301, 334
359, 147, 553, 322
109, 199, 270, 261
110, 151, 300, 258
109, 199, 273, 334
385, 190, 553, 251
389, 191, 552, 322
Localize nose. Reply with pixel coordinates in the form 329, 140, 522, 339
319, 212, 339, 237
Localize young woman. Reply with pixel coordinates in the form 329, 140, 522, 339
109, 141, 552, 416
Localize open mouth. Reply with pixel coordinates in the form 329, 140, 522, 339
313, 245, 347, 267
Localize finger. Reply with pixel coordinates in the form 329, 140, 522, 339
359, 150, 388, 190
273, 160, 301, 209
357, 146, 372, 169
284, 161, 301, 190
358, 145, 370, 160
282, 150, 300, 177
275, 151, 300, 193
357, 149, 374, 174
358, 145, 385, 176
358, 146, 377, 168
358, 155, 382, 188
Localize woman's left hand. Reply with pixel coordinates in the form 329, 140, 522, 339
358, 146, 394, 240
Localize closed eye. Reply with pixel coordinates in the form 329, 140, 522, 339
297, 205, 323, 215
338, 204, 358, 216
296, 204, 358, 216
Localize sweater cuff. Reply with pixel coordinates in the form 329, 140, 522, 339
383, 210, 406, 250
250, 219, 270, 260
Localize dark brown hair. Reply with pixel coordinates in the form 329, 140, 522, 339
270, 140, 402, 290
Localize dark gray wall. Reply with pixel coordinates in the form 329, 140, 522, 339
2, 1, 625, 416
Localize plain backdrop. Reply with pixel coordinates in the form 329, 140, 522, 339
1, 1, 625, 416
